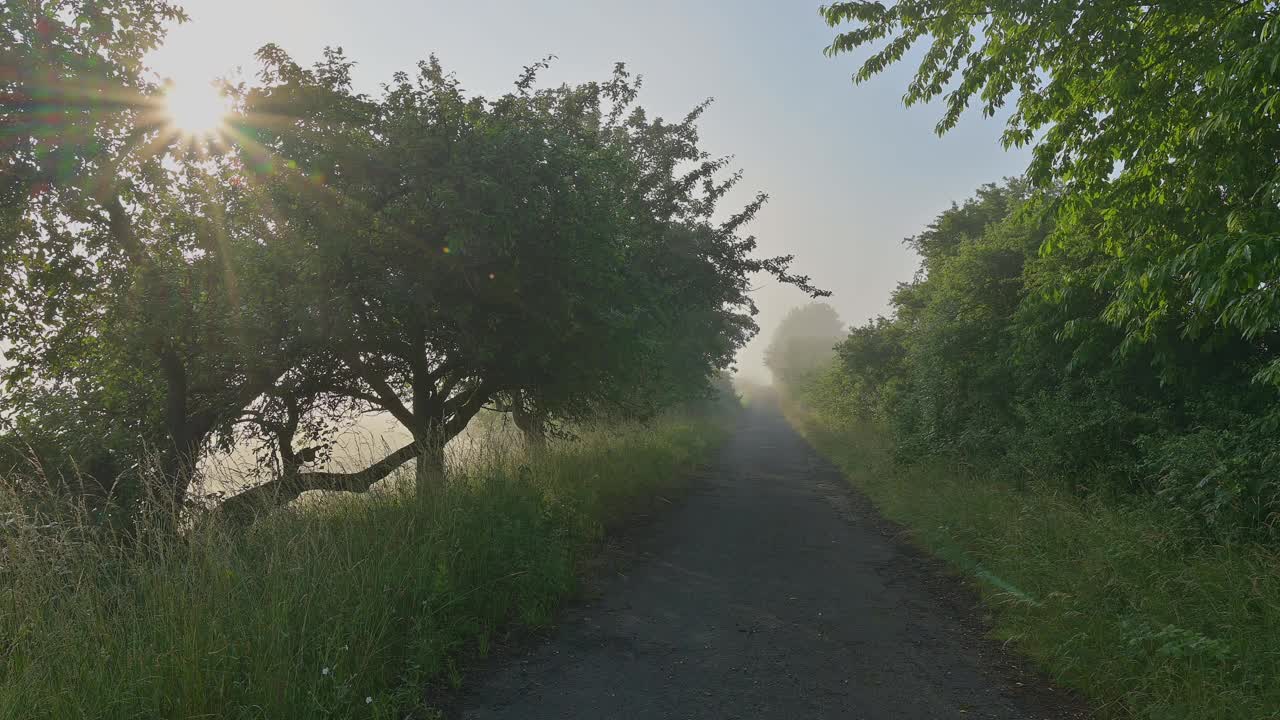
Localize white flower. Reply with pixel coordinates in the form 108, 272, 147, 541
366, 697, 373, 705
321, 667, 330, 676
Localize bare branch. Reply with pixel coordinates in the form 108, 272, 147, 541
218, 441, 421, 518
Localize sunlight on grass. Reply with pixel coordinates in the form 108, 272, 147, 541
0, 414, 726, 719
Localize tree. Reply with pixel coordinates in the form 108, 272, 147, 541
0, 1, 269, 511
4, 16, 826, 517
218, 50, 825, 507
2, 6, 344, 516
765, 303, 845, 391
808, 177, 1280, 537
821, 0, 1280, 380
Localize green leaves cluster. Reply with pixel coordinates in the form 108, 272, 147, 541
785, 180, 1280, 542
822, 0, 1280, 380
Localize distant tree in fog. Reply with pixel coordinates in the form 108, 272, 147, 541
764, 304, 845, 391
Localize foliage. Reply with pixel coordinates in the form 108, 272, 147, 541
821, 0, 1280, 381
1138, 411, 1280, 541
215, 48, 821, 504
780, 174, 1280, 717
783, 179, 1280, 541
1, 2, 307, 513
1, 4, 821, 518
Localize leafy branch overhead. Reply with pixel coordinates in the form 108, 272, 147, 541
822, 0, 1280, 380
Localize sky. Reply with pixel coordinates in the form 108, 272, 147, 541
149, 0, 1030, 382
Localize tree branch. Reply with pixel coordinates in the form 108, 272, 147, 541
444, 381, 497, 436
100, 195, 147, 267
341, 351, 416, 428
218, 440, 421, 518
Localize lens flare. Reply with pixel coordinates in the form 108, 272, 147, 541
162, 80, 230, 139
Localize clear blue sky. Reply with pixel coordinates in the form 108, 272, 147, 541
150, 0, 1029, 380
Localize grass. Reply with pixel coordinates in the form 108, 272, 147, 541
0, 412, 726, 719
787, 405, 1280, 720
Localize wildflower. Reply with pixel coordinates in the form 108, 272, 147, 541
321, 667, 330, 676
366, 697, 373, 705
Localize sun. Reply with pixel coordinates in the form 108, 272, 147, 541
162, 79, 231, 139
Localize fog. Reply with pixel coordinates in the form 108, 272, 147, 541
3, 1, 1033, 476
148, 0, 1031, 382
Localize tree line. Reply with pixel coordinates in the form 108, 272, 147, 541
766, 1, 1280, 541
774, 179, 1280, 541
0, 1, 824, 523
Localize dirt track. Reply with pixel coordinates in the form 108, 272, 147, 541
455, 403, 1086, 719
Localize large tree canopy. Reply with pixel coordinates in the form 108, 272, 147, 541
821, 0, 1280, 380
0, 2, 296, 512
2, 5, 825, 520
218, 49, 825, 508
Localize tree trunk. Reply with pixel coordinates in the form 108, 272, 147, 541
159, 442, 198, 509
511, 405, 548, 453
157, 346, 197, 512
412, 430, 447, 497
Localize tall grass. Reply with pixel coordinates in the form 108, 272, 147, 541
0, 413, 725, 719
788, 406, 1280, 720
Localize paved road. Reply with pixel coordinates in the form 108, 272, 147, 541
455, 404, 1083, 719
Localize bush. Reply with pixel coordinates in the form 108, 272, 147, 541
1138, 413, 1280, 543
1002, 382, 1155, 494
776, 178, 1280, 541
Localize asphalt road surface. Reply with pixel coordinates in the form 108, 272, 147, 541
455, 403, 1086, 719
